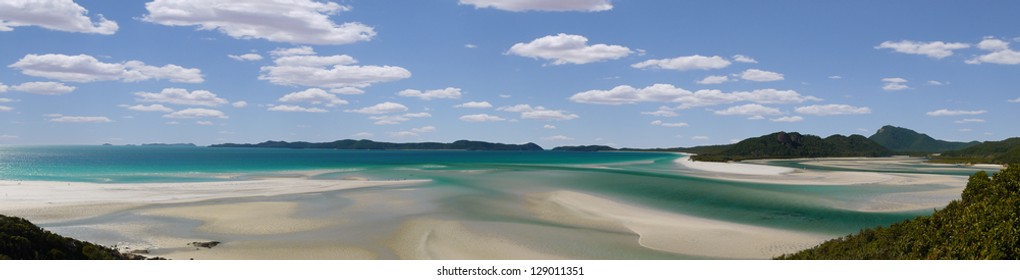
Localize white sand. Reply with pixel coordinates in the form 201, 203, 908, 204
675, 156, 794, 175
528, 191, 831, 259
388, 218, 565, 260
139, 202, 333, 235
676, 156, 967, 187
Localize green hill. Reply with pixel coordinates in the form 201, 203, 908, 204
869, 125, 978, 153
211, 139, 544, 151
936, 137, 1020, 164
691, 132, 892, 161
1, 215, 147, 260
777, 164, 1019, 259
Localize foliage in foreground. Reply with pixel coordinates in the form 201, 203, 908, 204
0, 215, 143, 260
778, 164, 1020, 259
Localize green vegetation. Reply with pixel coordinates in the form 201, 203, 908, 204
778, 164, 1019, 260
690, 132, 892, 162
211, 139, 544, 151
0, 214, 149, 260
869, 125, 978, 153
551, 145, 618, 152
935, 137, 1020, 165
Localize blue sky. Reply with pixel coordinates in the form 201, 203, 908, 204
1, 0, 1018, 148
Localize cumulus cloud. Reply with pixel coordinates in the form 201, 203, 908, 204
48, 114, 112, 123
771, 116, 804, 122
121, 104, 174, 112
455, 101, 493, 109
882, 77, 910, 91
926, 109, 986, 116
9, 54, 203, 83
691, 136, 710, 141
0, 105, 13, 112
497, 104, 578, 120
650, 120, 688, 127
954, 118, 985, 124
794, 104, 871, 116
270, 46, 317, 57
739, 69, 784, 82
135, 88, 227, 107
1009, 97, 1020, 103
0, 83, 7, 93
570, 84, 820, 107
543, 124, 556, 129
398, 87, 462, 100
459, 114, 506, 122
411, 126, 437, 133
696, 75, 729, 85
459, 0, 612, 12
163, 108, 228, 119
268, 105, 328, 113
345, 102, 408, 114
632, 55, 730, 71
143, 0, 374, 45
829, 75, 843, 79
508, 33, 631, 65
714, 104, 783, 116
330, 87, 366, 95
258, 47, 410, 90
732, 55, 757, 63
196, 121, 214, 126
390, 131, 419, 138
966, 37, 1020, 65
228, 53, 264, 61
641, 106, 678, 117
232, 101, 248, 108
543, 135, 575, 141
0, 0, 118, 34
12, 82, 76, 95
279, 88, 347, 107
875, 40, 970, 59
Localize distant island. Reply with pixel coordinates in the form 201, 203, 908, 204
689, 132, 892, 162
869, 125, 978, 154
210, 139, 543, 151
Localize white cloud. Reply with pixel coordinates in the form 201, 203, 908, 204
875, 40, 970, 59
352, 132, 373, 138
10, 54, 203, 83
696, 75, 730, 85
966, 37, 1020, 65
0, 106, 12, 112
412, 126, 436, 133
650, 120, 688, 127
691, 136, 710, 141
714, 104, 783, 116
0, 83, 7, 93
0, 0, 118, 34
48, 115, 111, 123
732, 54, 757, 63
12, 82, 76, 95
829, 75, 842, 79
228, 53, 263, 61
543, 124, 556, 129
459, 0, 612, 12
740, 69, 784, 82
632, 55, 731, 71
954, 118, 985, 124
165, 121, 179, 125
345, 102, 408, 114
794, 104, 872, 116
135, 88, 227, 107
641, 106, 678, 117
926, 109, 986, 116
508, 33, 631, 65
122, 104, 174, 112
0, 98, 14, 103
403, 112, 432, 118
268, 105, 328, 113
398, 87, 462, 100
369, 115, 409, 125
258, 48, 410, 90
196, 121, 214, 126
390, 131, 419, 138
143, 0, 374, 45
330, 87, 366, 95
882, 77, 910, 91
455, 101, 493, 109
1009, 97, 1020, 103
496, 104, 578, 120
570, 84, 820, 107
499, 94, 512, 98
270, 46, 317, 57
927, 80, 945, 86
232, 101, 248, 108
279, 88, 347, 107
459, 114, 506, 122
959, 128, 973, 132
543, 135, 575, 141
771, 116, 804, 123
163, 108, 228, 119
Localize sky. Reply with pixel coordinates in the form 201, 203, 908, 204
1, 0, 1018, 148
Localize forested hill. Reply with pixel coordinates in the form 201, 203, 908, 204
869, 125, 978, 153
210, 139, 544, 151
935, 137, 1020, 164
691, 132, 892, 161
778, 164, 1019, 259
0, 215, 145, 260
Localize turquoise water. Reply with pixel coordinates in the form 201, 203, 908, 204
1, 146, 969, 255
